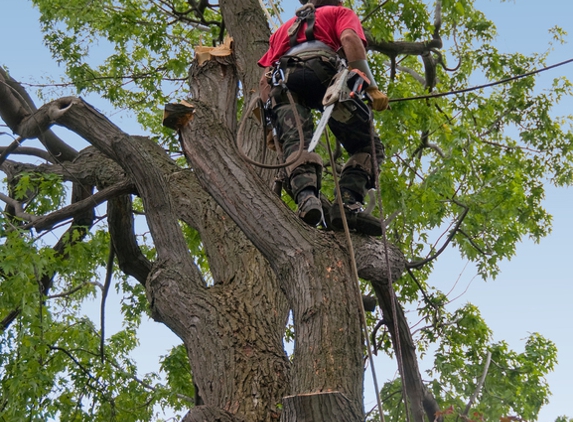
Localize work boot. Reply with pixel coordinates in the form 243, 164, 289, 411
329, 189, 382, 236
296, 189, 323, 227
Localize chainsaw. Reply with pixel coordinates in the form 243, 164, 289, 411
308, 67, 372, 152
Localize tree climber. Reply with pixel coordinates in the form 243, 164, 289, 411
258, 0, 389, 235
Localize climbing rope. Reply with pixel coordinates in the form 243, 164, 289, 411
237, 93, 306, 170
368, 120, 411, 422
324, 129, 387, 422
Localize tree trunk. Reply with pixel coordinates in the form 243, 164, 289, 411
0, 0, 442, 419
281, 392, 363, 422
39, 49, 430, 422
181, 51, 367, 419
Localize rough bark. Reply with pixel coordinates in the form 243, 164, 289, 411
0, 68, 78, 161
354, 236, 441, 422
182, 405, 243, 422
45, 97, 290, 421
281, 392, 363, 422
0, 0, 452, 419
180, 49, 373, 418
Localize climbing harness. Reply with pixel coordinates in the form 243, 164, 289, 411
237, 91, 305, 170
287, 3, 317, 46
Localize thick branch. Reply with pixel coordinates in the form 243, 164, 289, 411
107, 195, 152, 286
1, 147, 126, 192
14, 96, 75, 140
219, 0, 279, 184
365, 0, 443, 89
25, 180, 135, 232
0, 146, 55, 162
0, 192, 37, 222
45, 98, 192, 270
352, 236, 440, 422
0, 68, 78, 161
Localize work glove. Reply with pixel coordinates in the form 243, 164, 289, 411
366, 86, 389, 111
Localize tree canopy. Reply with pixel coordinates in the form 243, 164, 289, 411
1, 0, 572, 421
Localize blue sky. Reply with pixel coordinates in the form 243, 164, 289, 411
1, 0, 572, 420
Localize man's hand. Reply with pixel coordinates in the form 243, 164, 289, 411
366, 86, 389, 111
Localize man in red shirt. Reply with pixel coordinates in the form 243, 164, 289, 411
258, 0, 388, 235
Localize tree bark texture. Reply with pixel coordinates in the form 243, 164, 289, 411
281, 392, 363, 422
0, 0, 451, 420
181, 54, 366, 419
52, 97, 291, 421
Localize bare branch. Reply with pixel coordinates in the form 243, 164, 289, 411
0, 146, 55, 162
0, 136, 23, 166
46, 282, 97, 299
407, 203, 469, 269
0, 191, 37, 222
23, 180, 135, 232
462, 351, 492, 417
458, 229, 491, 256
361, 0, 390, 24
0, 68, 78, 161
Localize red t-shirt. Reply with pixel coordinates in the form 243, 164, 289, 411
258, 5, 366, 68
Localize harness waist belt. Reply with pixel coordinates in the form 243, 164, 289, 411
284, 40, 337, 58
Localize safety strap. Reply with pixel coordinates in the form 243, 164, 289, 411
287, 4, 316, 47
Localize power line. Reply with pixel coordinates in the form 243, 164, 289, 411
389, 57, 573, 103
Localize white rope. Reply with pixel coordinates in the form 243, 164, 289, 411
257, 0, 279, 30
324, 130, 386, 421
268, 0, 284, 26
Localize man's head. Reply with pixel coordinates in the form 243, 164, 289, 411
299, 0, 343, 6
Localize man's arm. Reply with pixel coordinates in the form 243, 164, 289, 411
340, 28, 367, 62
340, 29, 389, 111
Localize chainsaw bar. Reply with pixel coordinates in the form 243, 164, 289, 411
308, 68, 349, 152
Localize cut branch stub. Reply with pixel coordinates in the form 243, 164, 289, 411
163, 101, 195, 131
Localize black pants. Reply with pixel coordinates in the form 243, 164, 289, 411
270, 61, 385, 202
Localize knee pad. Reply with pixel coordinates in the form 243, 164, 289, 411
286, 151, 323, 197
342, 153, 373, 179
286, 150, 323, 175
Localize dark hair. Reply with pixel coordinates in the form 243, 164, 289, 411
310, 0, 342, 6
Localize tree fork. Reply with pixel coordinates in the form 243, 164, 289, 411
51, 96, 291, 421
182, 49, 368, 419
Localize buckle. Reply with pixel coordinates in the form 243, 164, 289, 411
271, 67, 286, 86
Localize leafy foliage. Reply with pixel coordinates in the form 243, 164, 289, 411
1, 0, 572, 420
0, 227, 192, 421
